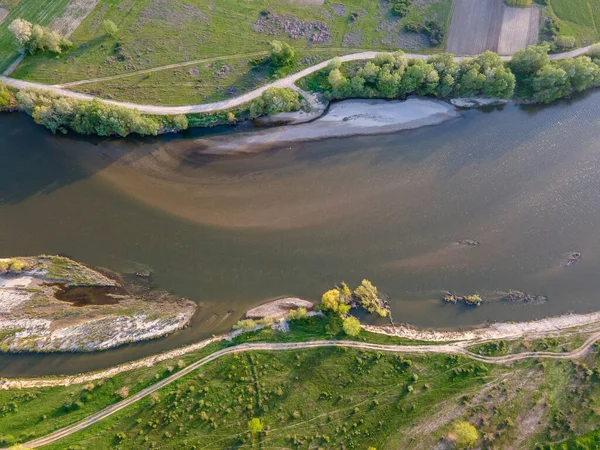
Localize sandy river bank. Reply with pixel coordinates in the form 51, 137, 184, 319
194, 98, 461, 154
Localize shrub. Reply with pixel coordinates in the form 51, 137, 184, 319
270, 40, 296, 67
342, 316, 361, 336
286, 307, 308, 321
543, 17, 560, 40
248, 417, 264, 435
249, 87, 300, 118
588, 43, 600, 59
554, 35, 576, 51
233, 319, 258, 331
0, 82, 15, 110
452, 421, 480, 449
505, 0, 532, 5
391, 0, 412, 16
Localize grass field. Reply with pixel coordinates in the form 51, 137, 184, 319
36, 345, 600, 449
547, 0, 600, 45
66, 49, 350, 106
6, 0, 453, 100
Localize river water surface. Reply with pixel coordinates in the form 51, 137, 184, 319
2, 93, 600, 376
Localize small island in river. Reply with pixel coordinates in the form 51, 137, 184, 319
0, 256, 196, 353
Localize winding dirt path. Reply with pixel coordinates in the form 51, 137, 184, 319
0, 46, 594, 116
9, 333, 600, 449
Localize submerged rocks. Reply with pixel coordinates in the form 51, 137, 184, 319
564, 252, 582, 267
501, 290, 548, 304
456, 239, 479, 247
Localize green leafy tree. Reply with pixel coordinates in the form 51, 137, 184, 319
0, 82, 12, 109
270, 40, 296, 67
103, 20, 118, 38
375, 67, 400, 98
559, 56, 600, 92
328, 68, 348, 94
554, 35, 576, 51
510, 44, 551, 96
453, 421, 479, 449
532, 64, 571, 103
428, 53, 458, 97
399, 60, 439, 96
342, 316, 361, 336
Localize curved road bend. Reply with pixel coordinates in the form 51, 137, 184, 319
13, 333, 600, 449
0, 45, 594, 116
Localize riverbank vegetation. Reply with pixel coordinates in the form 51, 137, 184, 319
301, 44, 600, 105
14, 85, 301, 136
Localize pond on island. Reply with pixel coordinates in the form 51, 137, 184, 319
2, 91, 600, 376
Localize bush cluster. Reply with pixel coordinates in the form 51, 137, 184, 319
322, 45, 600, 105
15, 89, 189, 136
249, 87, 301, 118
505, 0, 532, 5
326, 51, 515, 101
512, 44, 600, 103
405, 21, 444, 46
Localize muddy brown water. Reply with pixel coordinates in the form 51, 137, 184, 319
2, 92, 600, 376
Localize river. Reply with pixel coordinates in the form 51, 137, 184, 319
2, 92, 600, 376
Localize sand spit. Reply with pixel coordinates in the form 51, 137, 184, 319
194, 98, 461, 154
245, 297, 314, 320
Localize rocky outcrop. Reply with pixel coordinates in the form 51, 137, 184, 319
0, 256, 196, 353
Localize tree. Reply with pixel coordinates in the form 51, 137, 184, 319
453, 421, 479, 449
559, 56, 600, 92
510, 44, 551, 96
270, 40, 295, 67
399, 60, 439, 96
103, 20, 118, 38
343, 316, 361, 336
328, 68, 348, 93
172, 114, 189, 130
8, 19, 32, 51
321, 289, 341, 312
532, 64, 571, 103
248, 417, 264, 436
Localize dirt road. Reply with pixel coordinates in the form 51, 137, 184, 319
10, 333, 600, 449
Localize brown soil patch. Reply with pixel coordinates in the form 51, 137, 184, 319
497, 6, 540, 54
0, 7, 8, 25
446, 0, 504, 54
447, 0, 539, 55
50, 0, 102, 37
